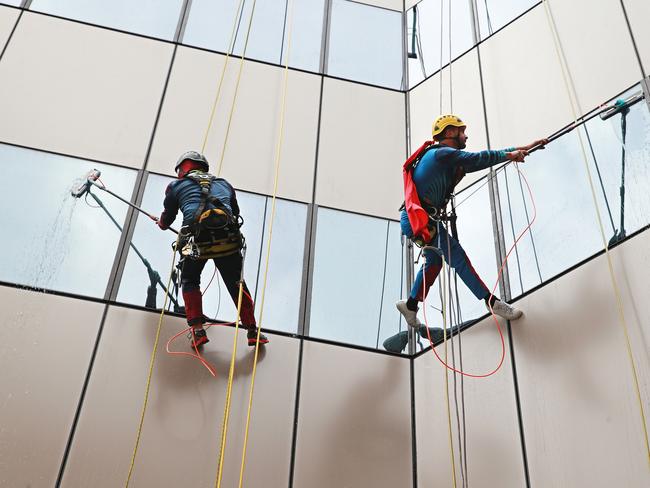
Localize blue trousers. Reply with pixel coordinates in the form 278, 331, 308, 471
400, 211, 490, 302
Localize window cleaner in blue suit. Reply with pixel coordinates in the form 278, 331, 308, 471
157, 151, 269, 349
397, 114, 548, 329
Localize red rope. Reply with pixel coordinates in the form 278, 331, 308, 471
166, 285, 256, 376
422, 162, 535, 377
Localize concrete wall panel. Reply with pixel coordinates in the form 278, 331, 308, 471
148, 46, 320, 202
512, 230, 650, 487
623, 0, 650, 76
0, 4, 19, 52
546, 0, 641, 110
0, 13, 173, 167
61, 306, 299, 487
415, 317, 526, 487
293, 341, 413, 487
316, 78, 406, 219
0, 286, 104, 487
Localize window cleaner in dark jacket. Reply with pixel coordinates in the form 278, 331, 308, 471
397, 114, 548, 329
157, 151, 269, 349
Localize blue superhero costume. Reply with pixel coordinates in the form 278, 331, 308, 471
401, 144, 514, 302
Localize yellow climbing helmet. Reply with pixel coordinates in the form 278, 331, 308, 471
431, 114, 465, 138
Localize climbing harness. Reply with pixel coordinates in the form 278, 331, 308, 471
174, 172, 244, 260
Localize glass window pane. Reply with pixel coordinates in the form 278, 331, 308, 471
255, 198, 307, 334
499, 85, 650, 298
0, 144, 137, 297
29, 0, 185, 40
2, 1, 22, 7
407, 0, 474, 88
328, 0, 402, 89
499, 129, 604, 295
310, 208, 398, 348
376, 221, 408, 350
582, 87, 650, 241
475, 0, 539, 39
183, 0, 324, 72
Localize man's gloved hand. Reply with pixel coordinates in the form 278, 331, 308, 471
155, 216, 168, 230
522, 138, 550, 152
506, 149, 529, 162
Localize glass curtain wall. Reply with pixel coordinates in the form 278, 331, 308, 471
498, 84, 650, 298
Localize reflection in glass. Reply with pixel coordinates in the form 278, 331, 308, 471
117, 173, 306, 334
29, 0, 185, 40
0, 144, 136, 297
182, 0, 324, 72
407, 0, 474, 88
498, 131, 604, 295
499, 85, 650, 297
255, 199, 307, 334
328, 0, 402, 89
310, 208, 406, 349
583, 87, 650, 243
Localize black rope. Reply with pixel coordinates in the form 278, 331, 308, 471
502, 169, 525, 295
515, 167, 543, 283
444, 219, 467, 488
584, 125, 617, 234
278, 0, 289, 64
375, 221, 391, 349
483, 0, 494, 36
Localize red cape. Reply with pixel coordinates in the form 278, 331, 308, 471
403, 141, 435, 242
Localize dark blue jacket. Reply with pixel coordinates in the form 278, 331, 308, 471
413, 144, 514, 208
159, 172, 239, 228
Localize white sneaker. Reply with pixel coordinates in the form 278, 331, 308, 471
396, 300, 423, 328
487, 299, 523, 321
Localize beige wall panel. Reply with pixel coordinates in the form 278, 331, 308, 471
0, 286, 104, 487
623, 0, 650, 74
409, 49, 490, 192
316, 78, 405, 218
512, 231, 650, 487
0, 5, 19, 50
547, 0, 641, 112
0, 13, 173, 167
62, 306, 298, 488
481, 5, 574, 149
148, 47, 320, 202
293, 341, 412, 487
415, 318, 526, 487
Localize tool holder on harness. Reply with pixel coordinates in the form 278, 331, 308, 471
411, 206, 457, 248
174, 172, 244, 259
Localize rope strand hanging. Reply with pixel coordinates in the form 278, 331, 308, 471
236, 0, 296, 484
541, 0, 650, 465
124, 1, 260, 483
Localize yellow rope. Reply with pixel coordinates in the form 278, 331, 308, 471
216, 0, 259, 178
210, 2, 262, 485
125, 233, 181, 487
236, 2, 296, 485
214, 278, 245, 488
440, 257, 459, 488
541, 0, 650, 466
200, 0, 246, 154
